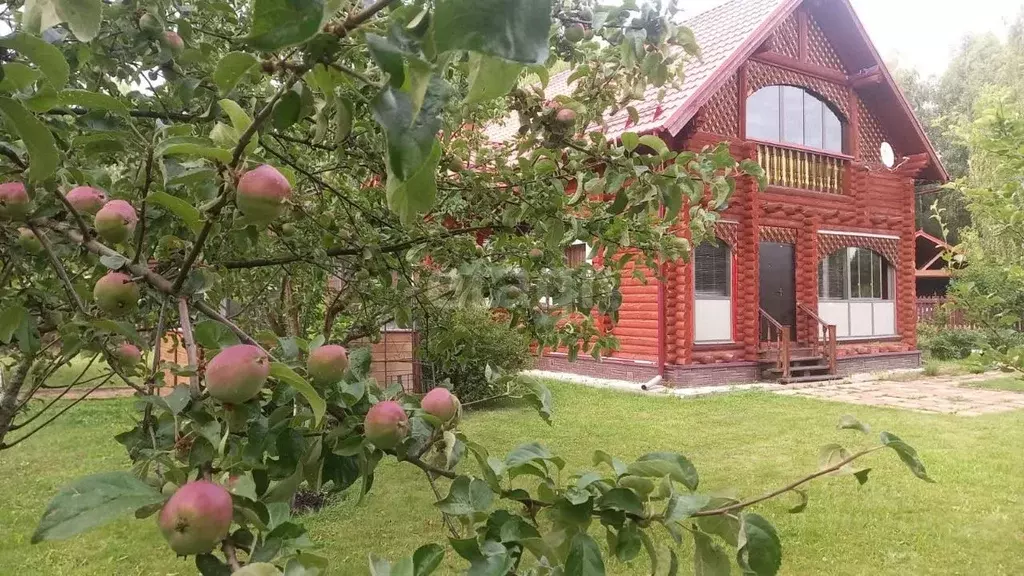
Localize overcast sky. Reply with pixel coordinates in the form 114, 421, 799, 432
683, 0, 1023, 77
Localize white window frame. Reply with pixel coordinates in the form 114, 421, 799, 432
693, 242, 734, 343
817, 247, 897, 339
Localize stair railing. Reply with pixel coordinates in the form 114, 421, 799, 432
797, 302, 837, 375
759, 308, 790, 380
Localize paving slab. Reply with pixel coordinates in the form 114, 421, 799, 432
778, 373, 1024, 416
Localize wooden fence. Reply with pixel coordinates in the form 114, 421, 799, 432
918, 297, 1023, 331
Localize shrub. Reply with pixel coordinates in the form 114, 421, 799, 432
921, 328, 987, 360
922, 361, 941, 377
421, 307, 533, 402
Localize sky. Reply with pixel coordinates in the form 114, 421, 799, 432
683, 0, 1023, 77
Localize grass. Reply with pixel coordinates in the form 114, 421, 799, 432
965, 375, 1024, 393
4, 354, 143, 391
2, 383, 1024, 575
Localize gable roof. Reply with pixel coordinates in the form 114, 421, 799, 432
485, 0, 947, 182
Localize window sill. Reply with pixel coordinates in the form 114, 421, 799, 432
837, 335, 901, 342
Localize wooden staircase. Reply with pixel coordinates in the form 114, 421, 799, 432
758, 306, 839, 384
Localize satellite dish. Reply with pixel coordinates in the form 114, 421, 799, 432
880, 142, 896, 168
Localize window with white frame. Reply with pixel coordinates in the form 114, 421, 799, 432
694, 242, 730, 297
817, 247, 896, 338
694, 242, 732, 342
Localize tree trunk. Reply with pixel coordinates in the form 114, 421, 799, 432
0, 353, 36, 448
282, 276, 301, 337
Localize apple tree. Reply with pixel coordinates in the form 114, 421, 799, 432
0, 0, 933, 573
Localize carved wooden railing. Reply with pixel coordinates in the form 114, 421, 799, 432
755, 141, 847, 194
797, 302, 837, 375
759, 308, 790, 380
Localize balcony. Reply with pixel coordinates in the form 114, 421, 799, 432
755, 141, 849, 195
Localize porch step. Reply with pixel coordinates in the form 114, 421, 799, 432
758, 347, 817, 361
764, 363, 832, 376
778, 374, 844, 385
759, 355, 825, 366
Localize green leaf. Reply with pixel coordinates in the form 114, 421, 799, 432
385, 139, 440, 225
621, 132, 639, 152
818, 443, 850, 470
234, 562, 282, 575
433, 0, 552, 65
665, 493, 710, 523
0, 62, 42, 92
366, 34, 406, 88
0, 33, 69, 89
0, 96, 58, 182
219, 98, 253, 134
272, 90, 302, 130
156, 136, 232, 163
90, 319, 141, 345
435, 475, 494, 516
193, 320, 241, 349
270, 362, 326, 426
838, 414, 870, 434
639, 530, 659, 576
592, 450, 628, 477
22, 0, 62, 37
0, 305, 28, 343
335, 98, 353, 143
214, 52, 259, 96
628, 453, 699, 491
465, 53, 523, 104
638, 134, 669, 157
564, 532, 605, 576
880, 432, 934, 482
693, 530, 730, 576
373, 79, 447, 181
163, 386, 192, 415
505, 442, 555, 468
519, 376, 552, 424
736, 513, 782, 576
60, 89, 128, 116
596, 488, 644, 516
147, 191, 203, 234
55, 0, 102, 41
412, 543, 444, 576
245, 0, 325, 51
31, 472, 165, 543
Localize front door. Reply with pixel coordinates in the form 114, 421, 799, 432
759, 242, 796, 339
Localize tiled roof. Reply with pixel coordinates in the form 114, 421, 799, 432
484, 0, 788, 143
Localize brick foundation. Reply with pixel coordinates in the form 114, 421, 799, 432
538, 349, 920, 388
835, 350, 920, 376
537, 354, 759, 388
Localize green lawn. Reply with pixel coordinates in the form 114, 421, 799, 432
2, 383, 1024, 575
966, 375, 1024, 392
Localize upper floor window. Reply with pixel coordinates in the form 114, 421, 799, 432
747, 85, 844, 154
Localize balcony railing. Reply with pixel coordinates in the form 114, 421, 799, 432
755, 141, 848, 194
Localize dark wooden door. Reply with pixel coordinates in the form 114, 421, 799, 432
759, 242, 796, 339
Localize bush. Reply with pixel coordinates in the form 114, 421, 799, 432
921, 328, 987, 360
420, 307, 533, 402
922, 361, 941, 377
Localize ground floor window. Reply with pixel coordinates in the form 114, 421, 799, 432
694, 242, 733, 342
817, 247, 896, 338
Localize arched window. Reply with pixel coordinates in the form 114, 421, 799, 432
747, 85, 844, 153
817, 247, 896, 338
694, 242, 732, 342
